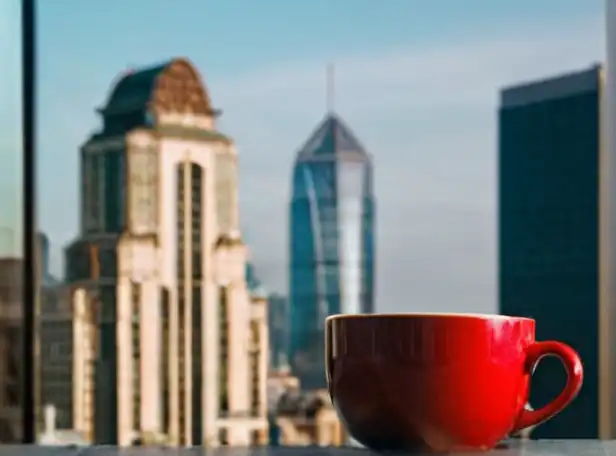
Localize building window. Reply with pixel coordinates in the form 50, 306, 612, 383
250, 321, 260, 416
191, 286, 202, 445
82, 151, 103, 233
178, 287, 186, 442
160, 287, 170, 436
219, 286, 229, 414
191, 163, 203, 280
131, 281, 141, 433
104, 149, 125, 233
97, 285, 118, 443
176, 163, 187, 443
99, 246, 117, 278
66, 241, 92, 282
177, 163, 186, 280
190, 163, 204, 444
176, 161, 205, 445
97, 154, 106, 232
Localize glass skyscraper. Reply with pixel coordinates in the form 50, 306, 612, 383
288, 113, 375, 389
499, 65, 605, 438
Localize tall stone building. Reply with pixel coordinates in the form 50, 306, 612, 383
63, 57, 268, 446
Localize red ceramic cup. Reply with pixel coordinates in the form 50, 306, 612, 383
325, 313, 583, 452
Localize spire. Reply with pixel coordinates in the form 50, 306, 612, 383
326, 63, 335, 113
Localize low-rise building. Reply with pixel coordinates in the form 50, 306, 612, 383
273, 389, 346, 447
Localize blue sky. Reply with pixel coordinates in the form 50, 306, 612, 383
2, 0, 605, 312
0, 0, 23, 256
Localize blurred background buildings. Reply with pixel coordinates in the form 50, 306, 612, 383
2, 0, 616, 448
498, 65, 603, 438
288, 111, 375, 390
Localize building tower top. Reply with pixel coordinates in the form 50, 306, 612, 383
99, 57, 222, 120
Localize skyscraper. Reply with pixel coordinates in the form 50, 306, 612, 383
498, 65, 614, 438
288, 112, 375, 389
62, 58, 269, 447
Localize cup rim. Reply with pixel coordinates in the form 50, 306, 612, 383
326, 312, 534, 323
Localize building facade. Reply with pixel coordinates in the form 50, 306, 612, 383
288, 113, 375, 389
63, 58, 268, 446
273, 389, 347, 446
498, 65, 608, 438
0, 258, 23, 442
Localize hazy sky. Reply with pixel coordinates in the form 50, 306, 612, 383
0, 0, 23, 256
10, 0, 604, 312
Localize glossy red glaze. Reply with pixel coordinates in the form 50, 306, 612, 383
325, 313, 583, 453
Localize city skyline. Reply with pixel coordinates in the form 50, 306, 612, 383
0, 0, 609, 448
28, 1, 605, 313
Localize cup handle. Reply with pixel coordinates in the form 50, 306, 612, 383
511, 341, 584, 433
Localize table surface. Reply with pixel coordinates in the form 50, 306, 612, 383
1, 441, 616, 455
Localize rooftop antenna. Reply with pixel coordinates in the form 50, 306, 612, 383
326, 63, 335, 113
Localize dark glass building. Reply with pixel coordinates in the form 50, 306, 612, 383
289, 113, 375, 389
499, 65, 605, 438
